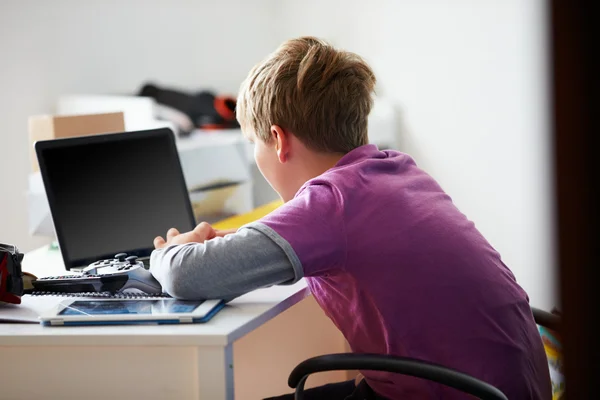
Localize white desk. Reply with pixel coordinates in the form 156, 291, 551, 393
0, 247, 348, 400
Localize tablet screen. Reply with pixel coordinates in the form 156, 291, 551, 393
59, 299, 204, 316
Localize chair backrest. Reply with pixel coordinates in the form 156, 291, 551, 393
531, 307, 561, 332
289, 307, 562, 400
289, 354, 508, 400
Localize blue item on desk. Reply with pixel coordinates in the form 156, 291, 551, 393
38, 298, 226, 326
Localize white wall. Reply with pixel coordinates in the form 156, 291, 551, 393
277, 0, 556, 309
0, 0, 279, 252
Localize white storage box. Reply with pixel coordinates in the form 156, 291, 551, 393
175, 130, 253, 223
57, 94, 174, 132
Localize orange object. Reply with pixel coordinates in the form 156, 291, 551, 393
213, 96, 236, 121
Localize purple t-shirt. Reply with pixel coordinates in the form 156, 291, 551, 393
259, 144, 551, 399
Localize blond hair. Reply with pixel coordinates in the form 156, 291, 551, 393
236, 37, 376, 153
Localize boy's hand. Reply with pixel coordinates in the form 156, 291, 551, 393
153, 223, 236, 249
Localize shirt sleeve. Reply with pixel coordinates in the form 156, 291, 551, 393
247, 182, 346, 277
149, 226, 304, 300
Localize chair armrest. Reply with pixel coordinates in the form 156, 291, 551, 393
531, 307, 561, 332
288, 353, 508, 400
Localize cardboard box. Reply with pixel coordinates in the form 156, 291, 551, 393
28, 112, 125, 172
57, 94, 166, 131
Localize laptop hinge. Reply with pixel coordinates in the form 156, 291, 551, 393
179, 316, 194, 324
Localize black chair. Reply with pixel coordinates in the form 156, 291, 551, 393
288, 307, 561, 400
531, 307, 561, 332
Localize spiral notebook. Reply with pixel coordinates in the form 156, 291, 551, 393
0, 293, 167, 323
29, 291, 171, 298
1, 293, 225, 325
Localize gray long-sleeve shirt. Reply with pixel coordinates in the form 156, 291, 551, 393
149, 223, 304, 300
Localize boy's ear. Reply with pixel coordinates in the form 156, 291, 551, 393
270, 124, 290, 163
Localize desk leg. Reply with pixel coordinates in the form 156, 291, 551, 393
196, 344, 234, 400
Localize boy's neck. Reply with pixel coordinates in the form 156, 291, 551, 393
305, 153, 344, 176
284, 151, 344, 201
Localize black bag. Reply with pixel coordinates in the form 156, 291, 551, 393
138, 83, 239, 134
0, 243, 24, 304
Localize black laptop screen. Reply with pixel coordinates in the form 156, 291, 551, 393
36, 129, 195, 269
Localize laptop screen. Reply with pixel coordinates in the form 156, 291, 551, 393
36, 128, 196, 270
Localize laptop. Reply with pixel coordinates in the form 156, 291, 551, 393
35, 128, 196, 271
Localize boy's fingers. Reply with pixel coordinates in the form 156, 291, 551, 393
193, 222, 217, 242
215, 228, 237, 237
194, 221, 213, 236
154, 236, 166, 249
166, 228, 180, 240
193, 222, 211, 233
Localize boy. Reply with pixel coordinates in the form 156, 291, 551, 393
151, 37, 552, 399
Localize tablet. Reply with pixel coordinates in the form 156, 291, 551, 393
39, 298, 225, 326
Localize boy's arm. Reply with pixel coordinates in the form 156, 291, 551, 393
150, 224, 303, 300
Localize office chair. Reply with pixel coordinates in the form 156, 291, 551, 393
288, 307, 561, 400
